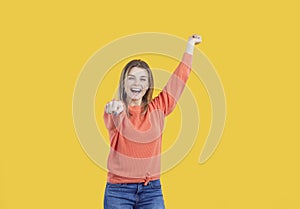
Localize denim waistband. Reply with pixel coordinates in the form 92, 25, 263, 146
106, 179, 161, 187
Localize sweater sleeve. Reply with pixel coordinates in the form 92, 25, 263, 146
151, 53, 193, 116
103, 110, 126, 132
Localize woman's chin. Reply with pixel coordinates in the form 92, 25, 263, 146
127, 96, 143, 105
128, 94, 142, 100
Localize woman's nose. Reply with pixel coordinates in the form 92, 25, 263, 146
133, 79, 140, 85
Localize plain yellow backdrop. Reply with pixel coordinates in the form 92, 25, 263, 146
1, 0, 300, 208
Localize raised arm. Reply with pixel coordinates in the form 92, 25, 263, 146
151, 34, 202, 115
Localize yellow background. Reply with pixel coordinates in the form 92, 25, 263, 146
1, 0, 300, 208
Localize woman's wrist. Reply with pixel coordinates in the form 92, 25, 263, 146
185, 41, 195, 55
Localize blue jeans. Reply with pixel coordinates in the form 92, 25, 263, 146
104, 179, 165, 209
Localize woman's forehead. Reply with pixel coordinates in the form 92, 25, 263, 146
128, 67, 148, 77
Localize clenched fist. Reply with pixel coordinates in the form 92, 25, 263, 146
186, 34, 202, 55
188, 34, 202, 45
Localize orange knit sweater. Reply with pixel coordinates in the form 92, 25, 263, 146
103, 53, 192, 185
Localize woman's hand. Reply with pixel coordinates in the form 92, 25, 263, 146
186, 34, 202, 55
105, 100, 124, 115
188, 34, 202, 45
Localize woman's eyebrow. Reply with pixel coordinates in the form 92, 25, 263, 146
128, 74, 148, 78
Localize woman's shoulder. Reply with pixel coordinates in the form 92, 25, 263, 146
148, 97, 163, 111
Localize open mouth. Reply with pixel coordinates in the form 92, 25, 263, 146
130, 88, 142, 94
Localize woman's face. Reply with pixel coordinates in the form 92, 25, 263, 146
124, 67, 149, 105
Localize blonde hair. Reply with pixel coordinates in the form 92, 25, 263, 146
118, 59, 154, 115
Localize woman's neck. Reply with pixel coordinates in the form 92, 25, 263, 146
127, 98, 142, 106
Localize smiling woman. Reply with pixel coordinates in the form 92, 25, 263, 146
120, 59, 154, 110
103, 34, 202, 209
125, 67, 149, 102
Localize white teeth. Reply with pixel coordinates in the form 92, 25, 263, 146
131, 88, 141, 93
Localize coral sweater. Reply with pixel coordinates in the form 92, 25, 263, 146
103, 53, 192, 185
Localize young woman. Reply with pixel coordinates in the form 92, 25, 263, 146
103, 34, 202, 209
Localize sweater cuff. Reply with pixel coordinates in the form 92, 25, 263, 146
182, 52, 193, 68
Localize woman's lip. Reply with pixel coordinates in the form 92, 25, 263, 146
130, 87, 142, 92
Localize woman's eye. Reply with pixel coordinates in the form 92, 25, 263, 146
141, 79, 147, 82
128, 77, 134, 80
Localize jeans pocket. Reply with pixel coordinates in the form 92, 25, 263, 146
150, 180, 162, 189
